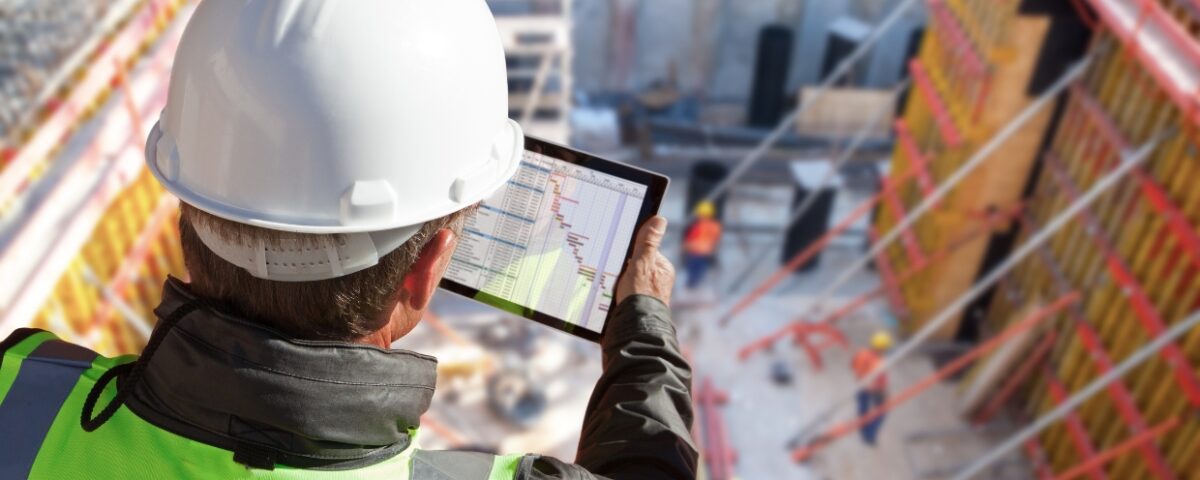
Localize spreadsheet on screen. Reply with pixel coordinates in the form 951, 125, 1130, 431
445, 150, 647, 332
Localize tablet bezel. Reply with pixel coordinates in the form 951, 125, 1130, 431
438, 135, 669, 343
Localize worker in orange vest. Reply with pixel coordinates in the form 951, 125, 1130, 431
683, 201, 722, 289
852, 330, 893, 446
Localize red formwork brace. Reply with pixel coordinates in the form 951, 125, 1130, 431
1052, 417, 1181, 480
895, 119, 938, 200
1058, 84, 1200, 401
867, 227, 909, 316
1011, 212, 1177, 479
927, 0, 987, 78
1044, 152, 1200, 409
927, 0, 994, 123
1083, 0, 1200, 125
721, 154, 937, 325
1073, 320, 1177, 479
973, 331, 1058, 425
738, 204, 1027, 362
1044, 371, 1107, 480
736, 321, 847, 371
695, 377, 737, 480
880, 176, 929, 266
1026, 439, 1057, 480
1135, 171, 1200, 271
1071, 83, 1200, 272
789, 292, 1080, 462
909, 59, 965, 147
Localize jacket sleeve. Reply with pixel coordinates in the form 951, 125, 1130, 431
526, 295, 699, 479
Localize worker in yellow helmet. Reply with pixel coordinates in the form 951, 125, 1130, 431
851, 330, 893, 446
0, 1, 697, 478
683, 200, 723, 290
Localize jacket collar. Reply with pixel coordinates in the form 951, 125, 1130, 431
127, 278, 437, 468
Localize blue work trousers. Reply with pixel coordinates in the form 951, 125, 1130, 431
856, 390, 886, 446
684, 254, 713, 290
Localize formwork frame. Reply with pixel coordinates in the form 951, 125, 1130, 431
786, 127, 1168, 449
0, 1, 190, 354
968, 20, 1200, 475
950, 309, 1200, 479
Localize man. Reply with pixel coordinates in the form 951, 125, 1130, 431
0, 1, 696, 478
851, 330, 893, 446
682, 201, 722, 289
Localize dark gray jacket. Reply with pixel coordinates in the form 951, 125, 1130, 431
121, 279, 698, 479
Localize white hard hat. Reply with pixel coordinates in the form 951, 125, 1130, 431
146, 0, 523, 281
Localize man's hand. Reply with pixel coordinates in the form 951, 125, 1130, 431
615, 216, 675, 306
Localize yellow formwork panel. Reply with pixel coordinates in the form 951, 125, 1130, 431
32, 168, 184, 357
873, 1, 1063, 339
987, 29, 1200, 478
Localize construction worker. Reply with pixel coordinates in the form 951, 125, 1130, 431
852, 330, 893, 446
0, 2, 695, 478
683, 200, 722, 289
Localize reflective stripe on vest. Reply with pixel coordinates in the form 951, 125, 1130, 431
0, 329, 97, 479
0, 329, 528, 479
412, 451, 527, 479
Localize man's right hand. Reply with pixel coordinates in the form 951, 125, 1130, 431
615, 216, 675, 307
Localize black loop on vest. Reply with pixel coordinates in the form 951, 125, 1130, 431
81, 299, 213, 432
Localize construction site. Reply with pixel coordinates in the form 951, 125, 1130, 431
3, 0, 1200, 478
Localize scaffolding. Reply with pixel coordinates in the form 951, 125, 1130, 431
491, 0, 573, 144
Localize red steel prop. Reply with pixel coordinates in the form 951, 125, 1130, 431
695, 377, 737, 480
1052, 417, 1181, 480
720, 153, 938, 326
738, 203, 1026, 363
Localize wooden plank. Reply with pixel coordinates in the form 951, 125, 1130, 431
793, 87, 895, 139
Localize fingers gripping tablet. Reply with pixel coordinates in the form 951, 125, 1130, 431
440, 135, 669, 342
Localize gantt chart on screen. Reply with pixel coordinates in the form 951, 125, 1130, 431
446, 151, 646, 332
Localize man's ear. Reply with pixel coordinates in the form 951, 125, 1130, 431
399, 228, 459, 312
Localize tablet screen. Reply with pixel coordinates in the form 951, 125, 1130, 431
444, 149, 648, 335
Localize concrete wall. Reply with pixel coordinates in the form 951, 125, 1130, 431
572, 0, 927, 99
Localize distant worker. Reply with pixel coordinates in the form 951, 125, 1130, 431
0, 2, 696, 479
683, 200, 722, 289
851, 330, 893, 446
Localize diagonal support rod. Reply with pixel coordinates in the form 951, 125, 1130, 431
786, 131, 1171, 445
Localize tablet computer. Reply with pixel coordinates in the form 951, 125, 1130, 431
440, 135, 669, 342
